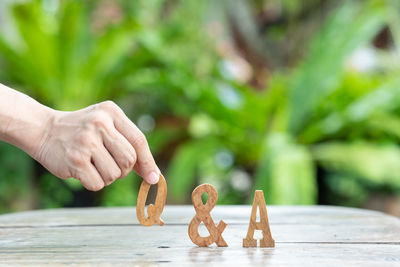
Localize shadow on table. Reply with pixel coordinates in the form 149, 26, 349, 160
245, 247, 275, 264
188, 247, 224, 263
187, 246, 275, 264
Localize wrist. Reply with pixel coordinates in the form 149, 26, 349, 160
9, 104, 55, 158
27, 106, 58, 160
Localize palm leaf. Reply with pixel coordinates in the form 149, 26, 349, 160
288, 1, 386, 134
312, 142, 400, 188
167, 139, 219, 202
254, 133, 317, 204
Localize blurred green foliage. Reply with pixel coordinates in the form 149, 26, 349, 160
0, 0, 400, 213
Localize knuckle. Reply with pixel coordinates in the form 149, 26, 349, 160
127, 153, 137, 168
113, 168, 122, 180
101, 100, 117, 109
88, 112, 108, 129
77, 131, 98, 149
66, 150, 87, 168
120, 155, 136, 175
119, 170, 129, 179
90, 182, 104, 191
133, 132, 147, 148
105, 168, 122, 185
125, 150, 137, 166
97, 101, 126, 120
98, 100, 120, 114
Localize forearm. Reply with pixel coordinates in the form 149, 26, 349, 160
0, 83, 160, 190
0, 83, 54, 157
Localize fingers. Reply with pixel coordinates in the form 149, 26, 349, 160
58, 100, 158, 192
75, 163, 105, 191
102, 126, 137, 178
109, 109, 160, 184
91, 146, 121, 186
87, 101, 160, 185
115, 119, 160, 184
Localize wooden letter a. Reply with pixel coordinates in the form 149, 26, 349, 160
243, 190, 275, 247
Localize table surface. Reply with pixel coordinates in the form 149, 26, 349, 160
0, 205, 399, 266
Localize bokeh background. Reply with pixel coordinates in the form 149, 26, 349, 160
0, 0, 400, 216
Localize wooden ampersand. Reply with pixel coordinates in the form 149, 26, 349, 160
136, 174, 167, 226
188, 184, 228, 247
243, 190, 275, 247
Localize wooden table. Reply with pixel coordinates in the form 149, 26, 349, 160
0, 205, 399, 266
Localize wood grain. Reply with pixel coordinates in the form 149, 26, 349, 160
136, 174, 167, 226
243, 190, 274, 248
2, 205, 398, 227
188, 184, 228, 247
0, 206, 399, 266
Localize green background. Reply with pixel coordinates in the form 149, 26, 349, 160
0, 0, 399, 216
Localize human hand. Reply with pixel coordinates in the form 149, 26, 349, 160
33, 101, 160, 191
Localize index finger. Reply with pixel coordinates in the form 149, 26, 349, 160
112, 107, 160, 184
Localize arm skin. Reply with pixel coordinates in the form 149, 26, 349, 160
0, 83, 160, 191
